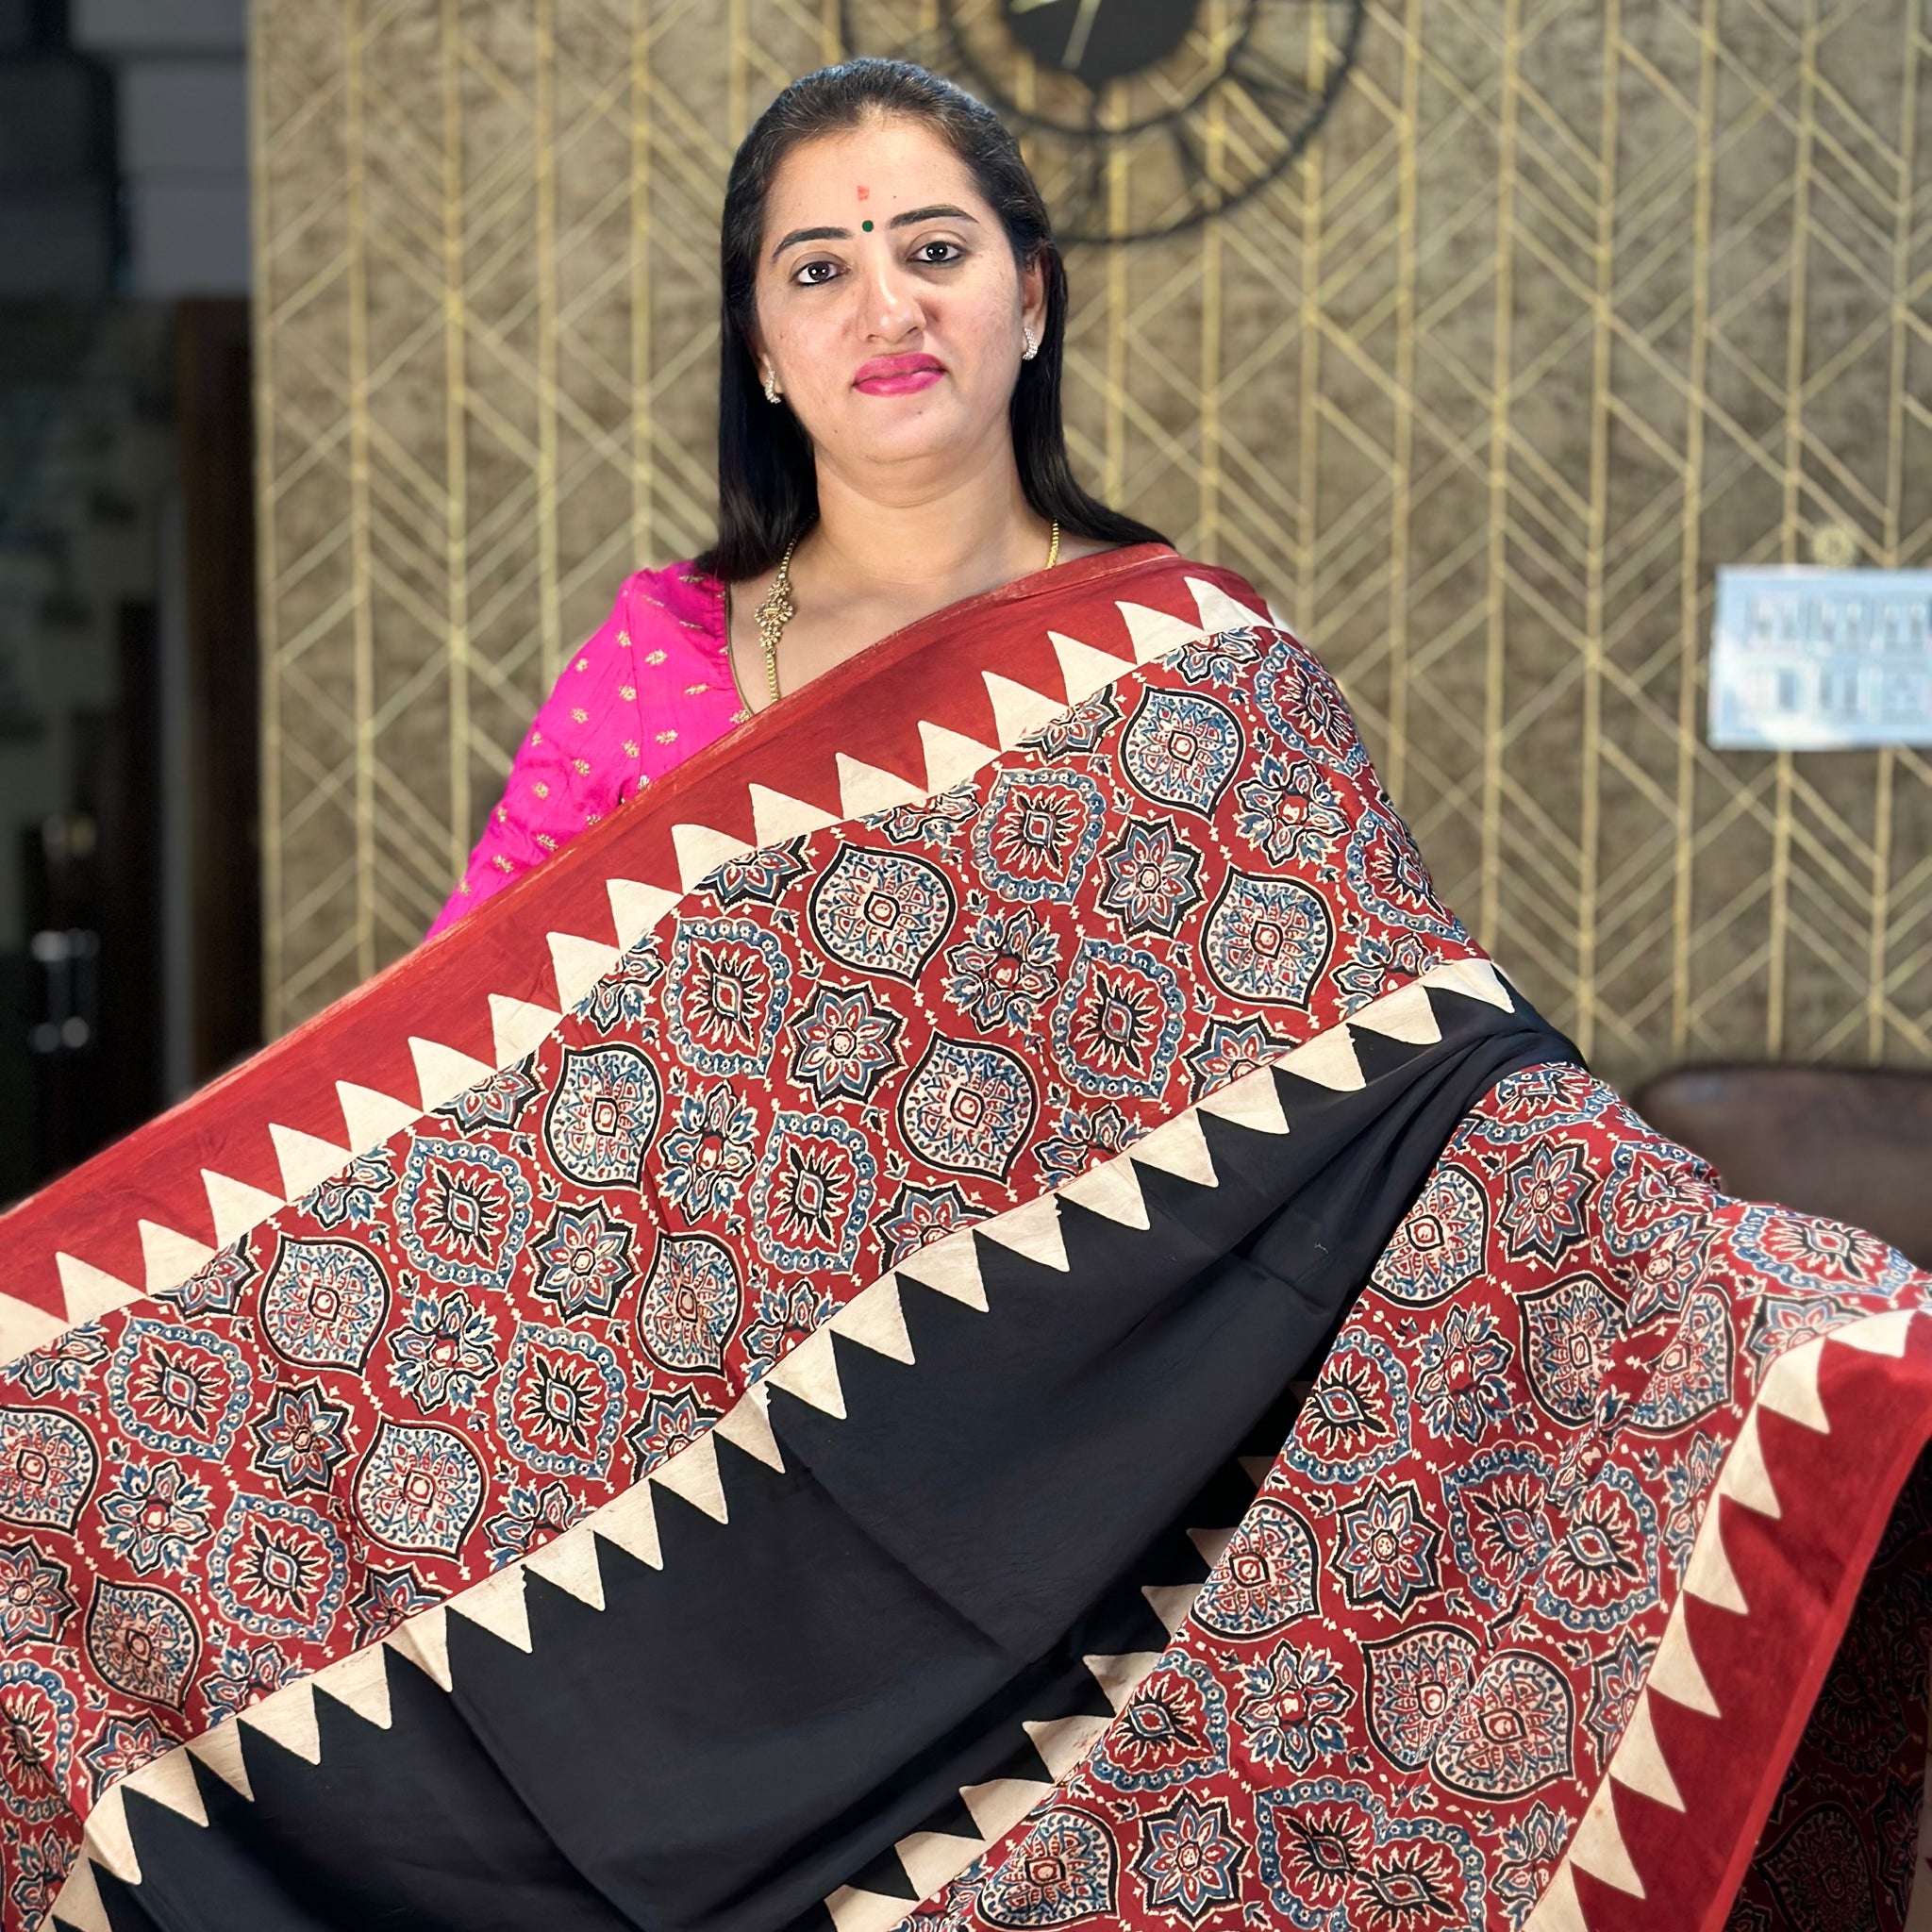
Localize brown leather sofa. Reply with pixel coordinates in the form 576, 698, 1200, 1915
1630, 1063, 1932, 1269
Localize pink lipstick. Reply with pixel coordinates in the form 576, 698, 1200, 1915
854, 353, 944, 396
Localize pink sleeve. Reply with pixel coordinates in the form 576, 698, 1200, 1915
425, 587, 647, 938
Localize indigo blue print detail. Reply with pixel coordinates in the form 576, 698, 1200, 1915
664, 921, 792, 1077
542, 1045, 664, 1190
107, 1319, 252, 1460
972, 770, 1105, 904
1050, 938, 1185, 1101
396, 1137, 535, 1291
749, 1113, 878, 1274
1201, 871, 1333, 1008
495, 1323, 626, 1479
1121, 688, 1244, 818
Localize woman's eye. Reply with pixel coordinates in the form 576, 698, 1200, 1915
795, 259, 840, 286
915, 241, 962, 265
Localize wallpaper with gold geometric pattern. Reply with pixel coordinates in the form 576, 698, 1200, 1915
250, 0, 1932, 1088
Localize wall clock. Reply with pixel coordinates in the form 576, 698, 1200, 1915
840, 0, 1365, 243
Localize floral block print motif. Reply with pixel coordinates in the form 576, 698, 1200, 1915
911, 1065, 1932, 1932
0, 551, 1924, 1932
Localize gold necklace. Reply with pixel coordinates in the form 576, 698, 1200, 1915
755, 520, 1060, 708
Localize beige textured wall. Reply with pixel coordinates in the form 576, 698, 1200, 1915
251, 0, 1932, 1087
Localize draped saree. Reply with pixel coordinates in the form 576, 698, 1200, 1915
0, 544, 1925, 1932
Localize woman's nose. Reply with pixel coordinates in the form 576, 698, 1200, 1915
858, 258, 924, 341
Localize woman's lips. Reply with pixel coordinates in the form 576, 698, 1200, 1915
854, 355, 944, 396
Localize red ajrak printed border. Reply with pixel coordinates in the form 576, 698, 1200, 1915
3, 568, 1480, 1929
0, 546, 1244, 1335
901, 1073, 1932, 1932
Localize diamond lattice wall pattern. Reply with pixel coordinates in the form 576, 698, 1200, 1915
252, 0, 1932, 1086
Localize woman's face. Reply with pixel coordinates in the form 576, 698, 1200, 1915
751, 116, 1046, 493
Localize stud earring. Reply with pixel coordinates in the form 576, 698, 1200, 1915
762, 367, 782, 404
1021, 325, 1038, 362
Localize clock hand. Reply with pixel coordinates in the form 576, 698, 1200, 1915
1061, 0, 1103, 70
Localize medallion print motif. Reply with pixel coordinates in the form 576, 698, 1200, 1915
808, 845, 957, 980
0, 1410, 95, 1534
657, 1081, 760, 1223
1733, 1203, 1917, 1298
1233, 754, 1350, 869
1370, 1164, 1488, 1307
787, 983, 905, 1102
0, 1541, 74, 1647
84, 1581, 199, 1707
1120, 688, 1244, 818
1344, 808, 1463, 939
1255, 1780, 1485, 1932
972, 769, 1106, 903
748, 1114, 878, 1274
1532, 1463, 1660, 1632
1412, 1304, 1515, 1445
248, 1382, 353, 1494
1130, 1792, 1247, 1926
395, 1136, 535, 1290
105, 1319, 251, 1460
1201, 871, 1333, 1008
495, 1324, 626, 1478
1628, 1285, 1733, 1432
353, 1420, 485, 1558
978, 1807, 1119, 1929
541, 1045, 662, 1189
1193, 1499, 1321, 1639
1284, 1332, 1410, 1484
1233, 1641, 1354, 1774
95, 1458, 212, 1575
259, 1236, 391, 1371
897, 1036, 1040, 1180
1049, 939, 1186, 1101
1333, 1480, 1442, 1615
944, 908, 1060, 1034
1091, 1657, 1230, 1794
387, 1287, 499, 1415
1363, 1623, 1478, 1771
1254, 638, 1370, 775
664, 920, 792, 1077
1500, 1141, 1596, 1264
1428, 1650, 1574, 1798
1095, 820, 1204, 939
207, 1494, 349, 1641
636, 1233, 741, 1375
0, 1663, 75, 1824
530, 1201, 635, 1322
1520, 1273, 1624, 1426
1441, 1442, 1556, 1608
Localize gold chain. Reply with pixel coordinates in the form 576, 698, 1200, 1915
754, 521, 1059, 708
755, 535, 799, 708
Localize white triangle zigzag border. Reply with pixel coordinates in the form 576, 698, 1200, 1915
10, 577, 1288, 1362
1523, 1306, 1926, 1929
48, 958, 1514, 1928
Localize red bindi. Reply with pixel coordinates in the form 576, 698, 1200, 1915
856, 184, 870, 201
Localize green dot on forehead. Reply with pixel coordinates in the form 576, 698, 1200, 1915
861, 219, 874, 231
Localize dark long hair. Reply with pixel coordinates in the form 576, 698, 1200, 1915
696, 58, 1167, 582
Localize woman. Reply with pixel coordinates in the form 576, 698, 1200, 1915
6, 57, 1927, 1932
428, 58, 1160, 936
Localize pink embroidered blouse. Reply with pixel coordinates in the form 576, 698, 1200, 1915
426, 562, 743, 938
